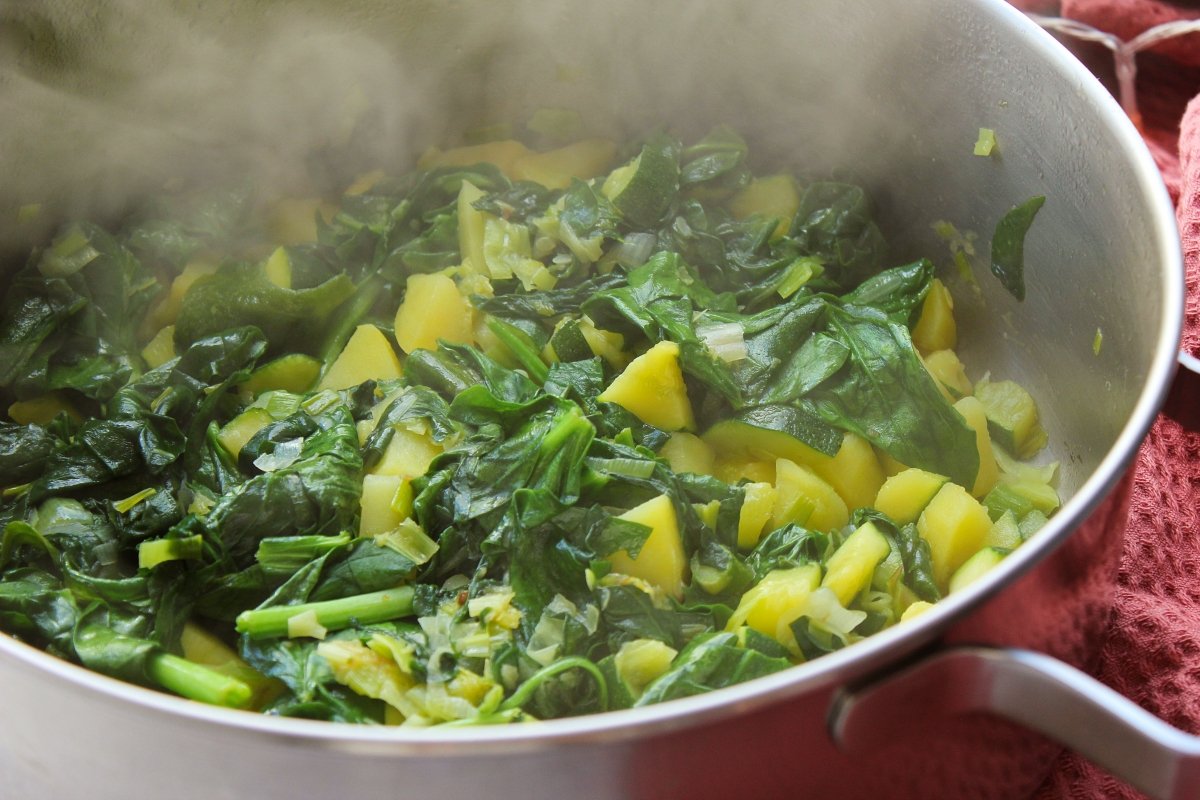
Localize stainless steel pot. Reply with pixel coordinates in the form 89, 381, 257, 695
0, 1, 1187, 798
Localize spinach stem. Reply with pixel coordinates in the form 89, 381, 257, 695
147, 651, 253, 709
234, 585, 416, 639
499, 656, 609, 713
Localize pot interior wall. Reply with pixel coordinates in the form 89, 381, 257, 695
0, 0, 1168, 508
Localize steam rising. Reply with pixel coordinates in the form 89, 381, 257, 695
0, 0, 917, 250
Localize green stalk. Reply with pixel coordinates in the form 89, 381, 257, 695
147, 651, 253, 709
235, 585, 416, 640
498, 656, 608, 713
486, 317, 550, 383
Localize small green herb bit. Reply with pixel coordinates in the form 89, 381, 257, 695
974, 128, 997, 157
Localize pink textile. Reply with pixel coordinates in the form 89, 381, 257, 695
1010, 2, 1200, 798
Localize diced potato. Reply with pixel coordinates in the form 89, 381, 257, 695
141, 325, 177, 369
145, 259, 219, 331
953, 396, 1000, 498
900, 600, 935, 622
318, 324, 404, 391
771, 457, 849, 533
266, 197, 334, 246
917, 482, 993, 590
394, 273, 476, 354
912, 278, 956, 353
703, 424, 882, 513
608, 494, 688, 599
821, 522, 892, 606
714, 455, 776, 485
344, 169, 386, 196
725, 564, 822, 655
510, 138, 618, 190
598, 340, 695, 431
263, 246, 292, 289
360, 474, 411, 538
873, 468, 949, 525
807, 432, 884, 514
217, 407, 273, 459
922, 349, 972, 402
659, 432, 715, 475
7, 392, 80, 425
614, 638, 678, 696
737, 482, 776, 549
418, 139, 531, 177
875, 448, 909, 478
728, 174, 800, 239
693, 499, 721, 530
371, 428, 442, 478
457, 180, 488, 276
578, 317, 628, 369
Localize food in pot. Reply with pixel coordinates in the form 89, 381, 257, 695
0, 127, 1058, 723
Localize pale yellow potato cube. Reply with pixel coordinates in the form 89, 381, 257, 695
318, 324, 404, 391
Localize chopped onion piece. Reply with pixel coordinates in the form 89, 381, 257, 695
253, 437, 305, 472
697, 322, 748, 363
287, 609, 328, 640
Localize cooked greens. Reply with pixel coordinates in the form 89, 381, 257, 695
0, 128, 1058, 724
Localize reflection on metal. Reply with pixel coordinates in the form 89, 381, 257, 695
830, 646, 1200, 800
1028, 15, 1200, 130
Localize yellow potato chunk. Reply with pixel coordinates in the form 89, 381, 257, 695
821, 522, 892, 606
394, 273, 476, 355
953, 396, 1000, 498
771, 457, 849, 533
659, 432, 715, 475
217, 407, 273, 459
900, 600, 935, 622
7, 392, 80, 426
912, 278, 956, 354
371, 428, 442, 479
614, 639, 678, 696
598, 340, 695, 431
917, 482, 993, 589
510, 138, 618, 190
360, 474, 411, 538
873, 468, 949, 525
818, 433, 885, 513
266, 197, 334, 246
318, 324, 404, 391
737, 482, 777, 549
725, 564, 822, 655
609, 494, 688, 599
418, 139, 531, 177
728, 174, 800, 239
141, 325, 177, 369
922, 349, 972, 402
263, 246, 292, 289
144, 259, 219, 331
714, 454, 776, 485
704, 424, 883, 513
876, 448, 909, 478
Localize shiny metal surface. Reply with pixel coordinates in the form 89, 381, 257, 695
832, 645, 1200, 800
0, 0, 1185, 798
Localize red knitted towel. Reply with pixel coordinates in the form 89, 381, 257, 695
1007, 2, 1200, 797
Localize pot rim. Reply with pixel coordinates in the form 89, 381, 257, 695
0, 0, 1185, 756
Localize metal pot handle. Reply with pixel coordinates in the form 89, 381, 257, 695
828, 646, 1200, 800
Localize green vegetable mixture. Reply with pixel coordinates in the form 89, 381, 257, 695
0, 127, 1056, 724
